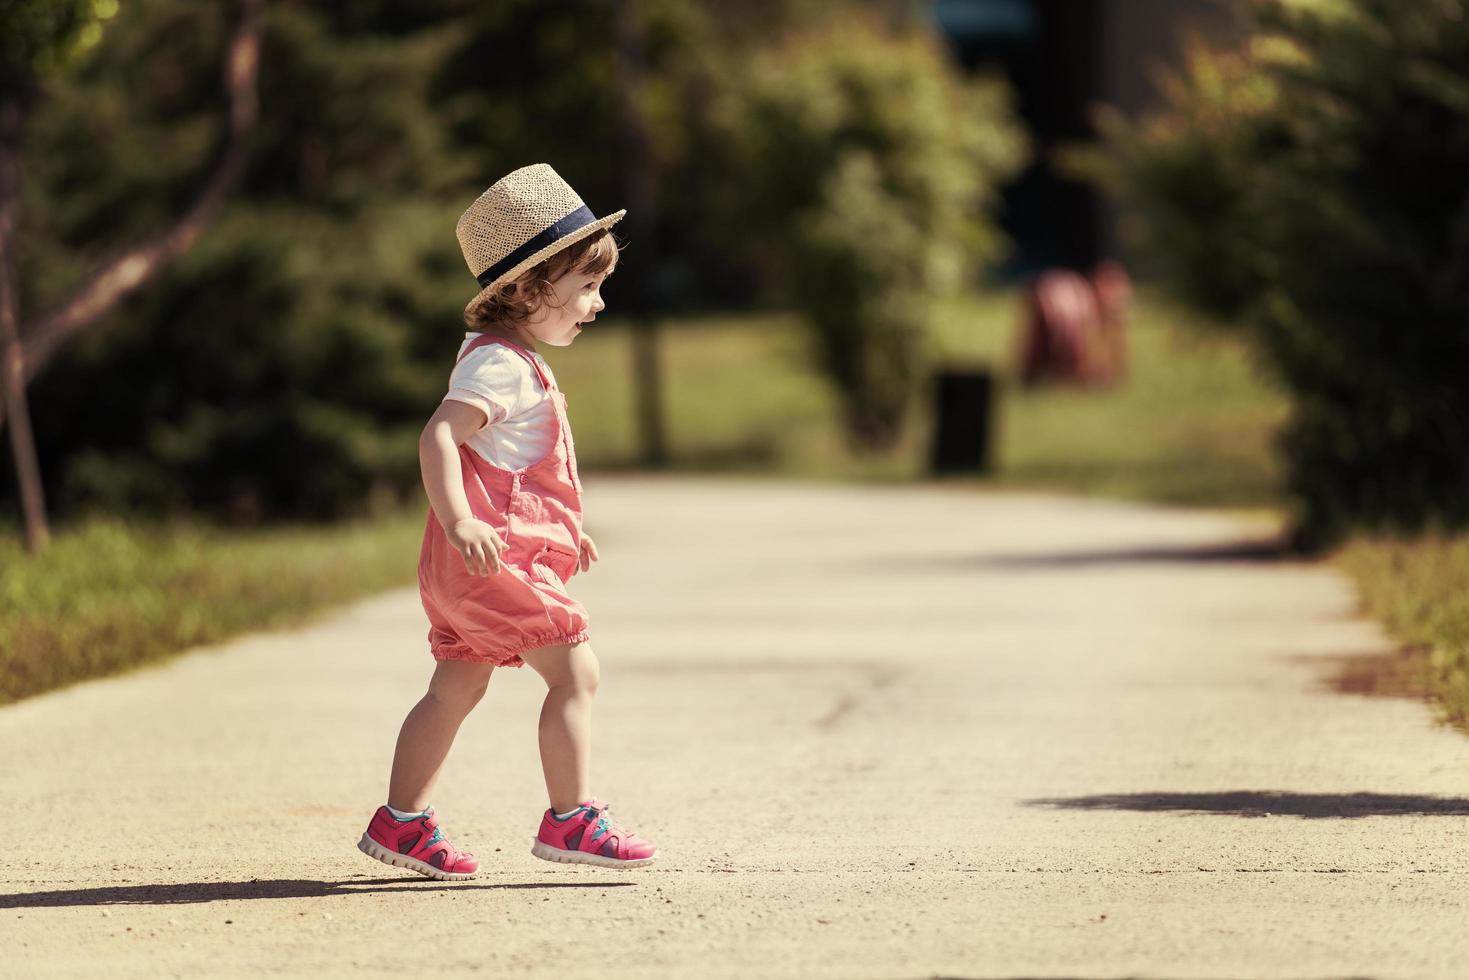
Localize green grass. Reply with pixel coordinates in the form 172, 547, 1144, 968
554, 310, 838, 473
2, 288, 1295, 705
8, 288, 1465, 731
0, 507, 425, 705
552, 287, 1291, 506
556, 297, 1469, 739
934, 290, 1290, 507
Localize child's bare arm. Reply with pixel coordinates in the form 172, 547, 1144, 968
420, 401, 505, 575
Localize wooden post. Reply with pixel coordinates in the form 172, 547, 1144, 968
614, 0, 668, 467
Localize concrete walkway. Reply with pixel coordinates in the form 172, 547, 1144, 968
4, 476, 1469, 978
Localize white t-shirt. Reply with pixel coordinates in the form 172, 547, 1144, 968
442, 333, 557, 471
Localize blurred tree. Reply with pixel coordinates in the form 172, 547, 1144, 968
432, 0, 897, 310
711, 11, 1028, 450
11, 0, 476, 524
1096, 0, 1469, 548
4, 0, 1025, 523
0, 0, 261, 552
0, 0, 125, 555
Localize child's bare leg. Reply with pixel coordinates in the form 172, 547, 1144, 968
519, 640, 599, 813
387, 660, 495, 812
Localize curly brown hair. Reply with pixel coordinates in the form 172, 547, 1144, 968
464, 228, 621, 332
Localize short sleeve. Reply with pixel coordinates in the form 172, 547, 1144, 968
443, 344, 538, 428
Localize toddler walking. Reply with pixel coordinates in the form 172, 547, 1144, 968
357, 164, 657, 880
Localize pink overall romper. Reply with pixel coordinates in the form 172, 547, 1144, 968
417, 334, 588, 668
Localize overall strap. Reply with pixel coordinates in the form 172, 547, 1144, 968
454, 334, 555, 390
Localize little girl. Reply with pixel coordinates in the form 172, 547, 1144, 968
356, 163, 658, 879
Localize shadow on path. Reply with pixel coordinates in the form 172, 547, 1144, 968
1296, 648, 1437, 703
1023, 790, 1469, 818
0, 877, 634, 909
861, 537, 1291, 575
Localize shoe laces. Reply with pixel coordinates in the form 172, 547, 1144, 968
587, 802, 613, 837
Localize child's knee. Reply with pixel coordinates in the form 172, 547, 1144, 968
428, 661, 494, 707
577, 652, 600, 697
578, 645, 601, 694
538, 642, 599, 697
559, 652, 599, 698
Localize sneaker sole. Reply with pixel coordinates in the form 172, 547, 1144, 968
357, 833, 478, 881
531, 838, 657, 868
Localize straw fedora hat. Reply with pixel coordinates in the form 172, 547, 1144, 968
456, 163, 626, 314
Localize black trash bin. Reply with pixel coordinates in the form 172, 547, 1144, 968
930, 367, 995, 474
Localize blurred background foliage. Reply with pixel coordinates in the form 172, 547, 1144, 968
0, 0, 120, 81
1093, 0, 1469, 547
712, 14, 1026, 450
4, 0, 1466, 548
4, 0, 1026, 524
8, 0, 1469, 723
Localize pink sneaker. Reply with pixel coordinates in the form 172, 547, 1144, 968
357, 805, 479, 880
531, 798, 657, 868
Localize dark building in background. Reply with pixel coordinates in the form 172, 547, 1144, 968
932, 0, 1235, 277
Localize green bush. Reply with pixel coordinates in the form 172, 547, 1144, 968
1098, 0, 1469, 548
713, 14, 1027, 451
27, 202, 459, 521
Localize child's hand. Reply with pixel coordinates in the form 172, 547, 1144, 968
448, 518, 506, 576
578, 532, 600, 573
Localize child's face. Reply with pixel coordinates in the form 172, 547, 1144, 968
523, 265, 608, 347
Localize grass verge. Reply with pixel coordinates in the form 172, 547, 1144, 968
0, 507, 424, 705
1333, 532, 1469, 734
0, 288, 1299, 706
5, 289, 1466, 730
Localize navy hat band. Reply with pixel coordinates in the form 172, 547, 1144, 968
475, 205, 597, 289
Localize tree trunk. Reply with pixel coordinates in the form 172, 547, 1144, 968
0, 94, 49, 552
614, 0, 667, 467
18, 0, 263, 384
0, 0, 263, 555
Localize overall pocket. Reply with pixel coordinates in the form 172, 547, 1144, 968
530, 542, 580, 591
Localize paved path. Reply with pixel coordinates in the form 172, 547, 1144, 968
4, 476, 1469, 978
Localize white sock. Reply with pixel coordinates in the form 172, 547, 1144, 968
386, 804, 426, 821
553, 805, 586, 819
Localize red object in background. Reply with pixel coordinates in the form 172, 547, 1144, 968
1018, 261, 1131, 388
